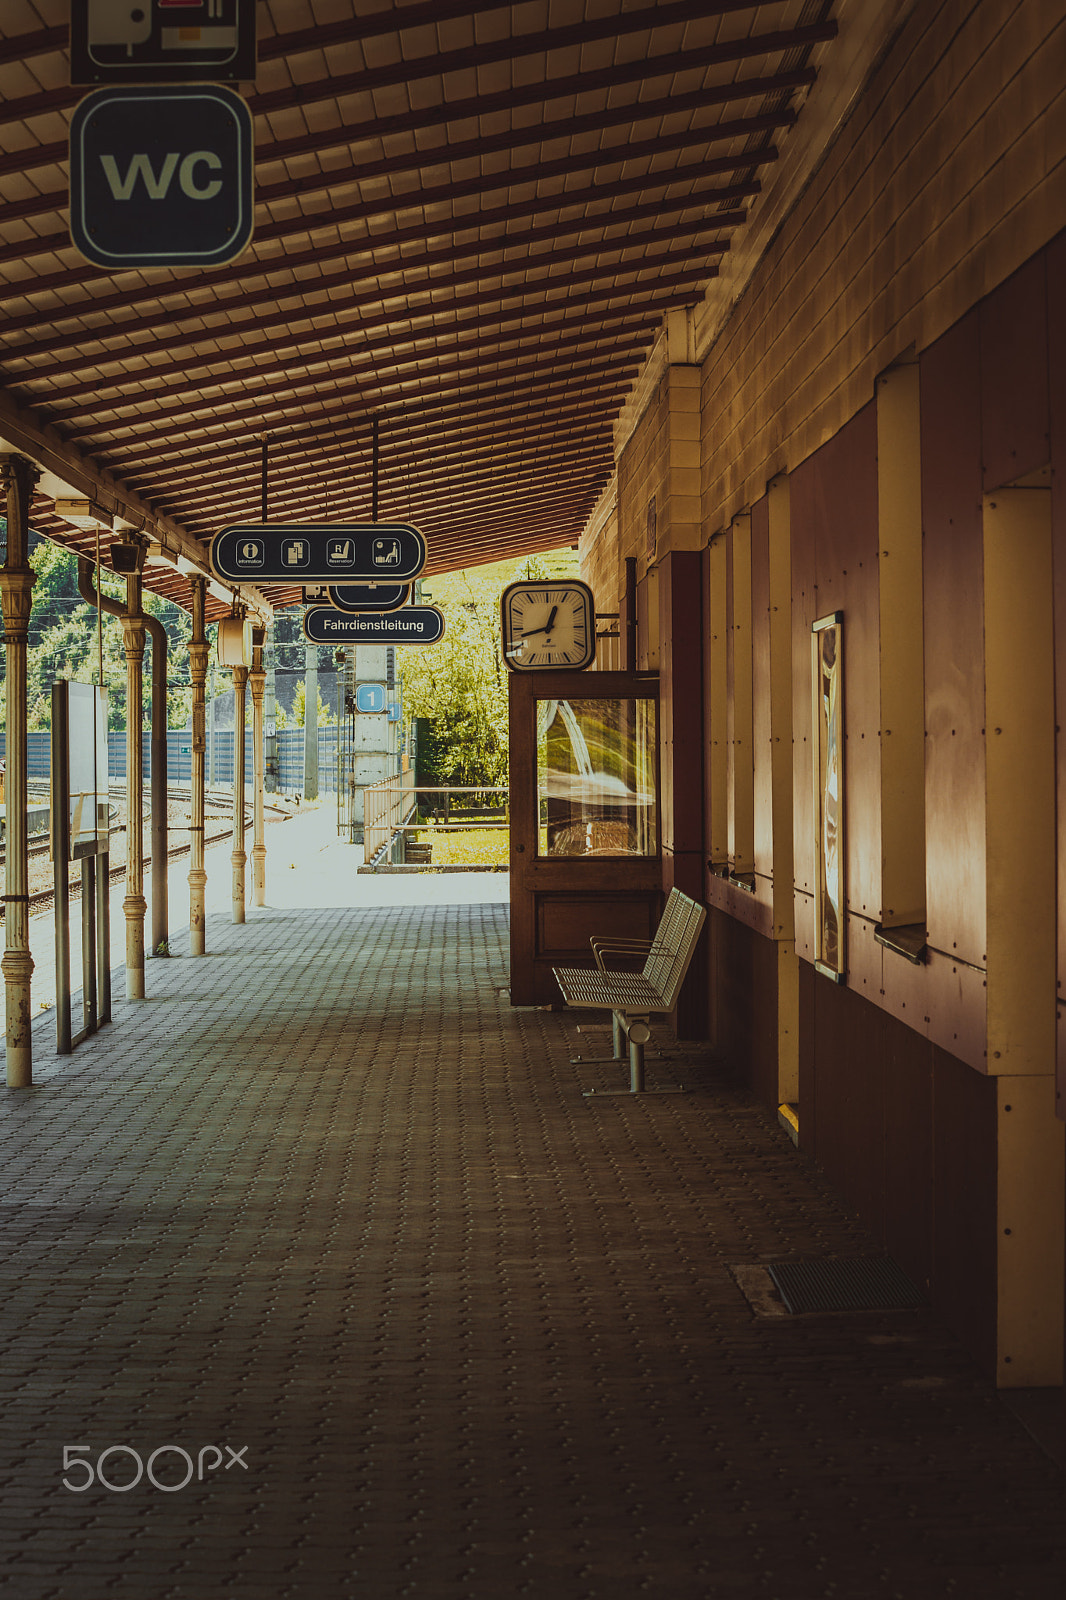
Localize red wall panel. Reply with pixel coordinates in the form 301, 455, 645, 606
920, 311, 987, 969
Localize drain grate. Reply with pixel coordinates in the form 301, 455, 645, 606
766, 1255, 924, 1314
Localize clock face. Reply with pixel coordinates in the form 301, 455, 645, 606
501, 580, 596, 671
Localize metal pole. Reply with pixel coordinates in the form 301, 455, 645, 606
231, 661, 248, 922
122, 566, 147, 1000
303, 643, 319, 800
372, 417, 379, 520
188, 577, 208, 955
0, 456, 38, 1087
52, 682, 71, 1056
143, 613, 168, 954
250, 640, 267, 907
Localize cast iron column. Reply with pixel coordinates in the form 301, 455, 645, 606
0, 456, 38, 1086
250, 640, 266, 907
121, 568, 147, 999
231, 662, 247, 923
188, 577, 208, 955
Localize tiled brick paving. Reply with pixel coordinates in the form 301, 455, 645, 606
1, 894, 1064, 1599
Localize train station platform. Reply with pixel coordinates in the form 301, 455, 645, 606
1, 809, 1064, 1600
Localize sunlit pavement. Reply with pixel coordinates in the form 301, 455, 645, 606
1, 802, 1064, 1599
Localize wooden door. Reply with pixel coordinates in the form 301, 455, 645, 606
508, 669, 663, 1006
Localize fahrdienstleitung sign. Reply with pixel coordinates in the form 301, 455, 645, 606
302, 607, 445, 646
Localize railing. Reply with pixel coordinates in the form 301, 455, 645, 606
361, 779, 509, 862
362, 771, 417, 859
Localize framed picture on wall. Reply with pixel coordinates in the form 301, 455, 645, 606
812, 612, 845, 982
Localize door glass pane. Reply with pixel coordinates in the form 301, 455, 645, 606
535, 697, 658, 857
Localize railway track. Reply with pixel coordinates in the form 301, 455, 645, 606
1, 792, 293, 919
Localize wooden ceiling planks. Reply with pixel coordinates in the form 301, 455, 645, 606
0, 1, 837, 604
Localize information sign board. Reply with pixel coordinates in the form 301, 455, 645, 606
69, 86, 254, 269
302, 607, 445, 646
213, 523, 425, 584
70, 0, 258, 85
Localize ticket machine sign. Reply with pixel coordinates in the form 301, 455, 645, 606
211, 523, 426, 584
70, 0, 258, 84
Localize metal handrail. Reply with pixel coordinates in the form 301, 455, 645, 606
361, 777, 508, 858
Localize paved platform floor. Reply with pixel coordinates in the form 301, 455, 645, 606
2, 809, 1065, 1599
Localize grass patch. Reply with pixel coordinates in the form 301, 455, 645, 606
415, 827, 508, 866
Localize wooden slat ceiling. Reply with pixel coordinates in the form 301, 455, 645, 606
0, 0, 838, 619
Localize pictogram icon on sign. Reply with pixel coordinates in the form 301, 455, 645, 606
69, 86, 254, 269
70, 0, 258, 85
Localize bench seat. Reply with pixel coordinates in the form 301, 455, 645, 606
552, 887, 706, 1094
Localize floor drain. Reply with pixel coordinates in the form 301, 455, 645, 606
766, 1256, 924, 1314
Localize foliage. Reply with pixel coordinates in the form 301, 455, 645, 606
291, 681, 334, 727
7, 536, 201, 732
402, 553, 575, 787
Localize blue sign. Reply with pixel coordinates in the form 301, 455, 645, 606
302, 607, 446, 646
356, 685, 387, 714
69, 87, 254, 270
212, 523, 425, 584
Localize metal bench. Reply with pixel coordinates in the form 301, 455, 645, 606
553, 887, 707, 1095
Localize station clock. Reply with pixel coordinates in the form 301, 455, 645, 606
500, 580, 596, 671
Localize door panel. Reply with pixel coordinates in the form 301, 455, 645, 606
508, 670, 662, 1006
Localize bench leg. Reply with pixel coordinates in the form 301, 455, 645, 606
569, 1011, 626, 1066
628, 1030, 645, 1093
582, 1019, 686, 1097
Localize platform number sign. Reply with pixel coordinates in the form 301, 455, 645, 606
69, 86, 254, 269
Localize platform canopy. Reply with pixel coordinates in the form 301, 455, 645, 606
0, 0, 864, 620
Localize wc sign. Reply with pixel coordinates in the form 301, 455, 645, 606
69, 86, 254, 269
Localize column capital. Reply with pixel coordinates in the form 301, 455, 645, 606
121, 612, 146, 662
0, 567, 36, 640
0, 454, 41, 501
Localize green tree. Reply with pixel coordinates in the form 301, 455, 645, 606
291, 681, 334, 727
400, 554, 574, 787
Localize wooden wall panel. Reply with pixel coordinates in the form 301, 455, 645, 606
810, 403, 881, 922
707, 907, 778, 1106
980, 254, 1051, 491
658, 551, 703, 858
883, 1013, 934, 1297
1050, 230, 1066, 1119
751, 495, 773, 884
790, 465, 817, 903
703, 536, 729, 873
920, 312, 987, 969
932, 1045, 998, 1374
809, 979, 886, 1239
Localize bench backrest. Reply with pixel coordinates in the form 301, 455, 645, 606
642, 888, 707, 1010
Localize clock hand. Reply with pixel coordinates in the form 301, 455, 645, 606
520, 605, 559, 639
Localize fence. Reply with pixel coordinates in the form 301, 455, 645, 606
0, 725, 347, 794
363, 771, 417, 859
